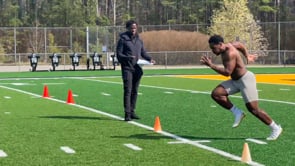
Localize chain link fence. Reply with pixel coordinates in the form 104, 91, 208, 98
0, 50, 293, 72
0, 22, 294, 72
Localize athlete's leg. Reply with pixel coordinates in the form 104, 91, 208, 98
240, 71, 282, 140
211, 84, 245, 128
245, 101, 282, 140
245, 101, 272, 125
211, 84, 233, 109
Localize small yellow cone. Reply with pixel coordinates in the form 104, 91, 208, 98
241, 143, 252, 163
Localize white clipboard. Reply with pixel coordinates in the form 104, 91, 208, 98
137, 59, 153, 66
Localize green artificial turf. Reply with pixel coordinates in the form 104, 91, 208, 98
0, 67, 294, 165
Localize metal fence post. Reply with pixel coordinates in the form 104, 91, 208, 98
165, 51, 168, 69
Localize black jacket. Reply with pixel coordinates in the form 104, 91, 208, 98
116, 32, 151, 71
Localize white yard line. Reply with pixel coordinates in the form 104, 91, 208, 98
75, 77, 295, 106
101, 92, 111, 96
123, 144, 142, 151
279, 88, 290, 91
0, 150, 8, 157
42, 83, 65, 85
245, 139, 267, 145
0, 84, 265, 166
60, 146, 76, 154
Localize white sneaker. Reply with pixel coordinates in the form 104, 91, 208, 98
232, 112, 245, 128
267, 125, 283, 141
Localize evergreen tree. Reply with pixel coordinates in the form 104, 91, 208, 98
208, 0, 269, 51
0, 1, 22, 26
40, 0, 98, 27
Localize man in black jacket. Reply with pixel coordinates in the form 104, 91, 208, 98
116, 20, 155, 121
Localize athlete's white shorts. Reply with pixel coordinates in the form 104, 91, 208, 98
221, 71, 258, 103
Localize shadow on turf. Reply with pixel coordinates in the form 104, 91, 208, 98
39, 115, 113, 121
111, 133, 170, 140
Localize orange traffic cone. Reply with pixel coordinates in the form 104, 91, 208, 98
154, 116, 162, 132
241, 143, 252, 163
43, 85, 50, 98
66, 89, 75, 104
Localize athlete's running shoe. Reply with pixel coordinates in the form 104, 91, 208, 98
232, 112, 246, 128
267, 125, 282, 141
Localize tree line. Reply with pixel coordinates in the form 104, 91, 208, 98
0, 0, 293, 56
0, 0, 293, 27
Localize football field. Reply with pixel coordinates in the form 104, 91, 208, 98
0, 68, 294, 165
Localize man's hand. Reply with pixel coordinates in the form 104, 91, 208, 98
200, 55, 212, 66
247, 54, 258, 64
151, 59, 156, 64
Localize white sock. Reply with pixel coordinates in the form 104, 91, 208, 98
269, 121, 279, 130
230, 105, 242, 116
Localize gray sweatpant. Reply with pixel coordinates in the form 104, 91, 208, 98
221, 71, 258, 103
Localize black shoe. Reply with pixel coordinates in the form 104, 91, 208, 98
131, 114, 140, 119
124, 114, 132, 121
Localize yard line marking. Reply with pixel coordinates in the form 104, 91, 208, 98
245, 138, 267, 145
8, 83, 36, 86
0, 78, 59, 81
168, 140, 211, 144
42, 83, 65, 85
0, 85, 124, 121
279, 88, 290, 91
73, 77, 215, 96
124, 144, 142, 151
164, 91, 174, 94
4, 112, 11, 114
101, 92, 111, 96
191, 90, 211, 94
75, 77, 295, 106
0, 85, 264, 166
0, 150, 8, 157
4, 96, 11, 99
60, 146, 76, 154
147, 129, 264, 166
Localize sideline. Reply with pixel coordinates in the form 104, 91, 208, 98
0, 84, 264, 166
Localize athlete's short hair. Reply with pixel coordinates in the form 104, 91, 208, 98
208, 35, 224, 44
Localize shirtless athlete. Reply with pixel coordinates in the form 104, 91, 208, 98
200, 35, 282, 140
